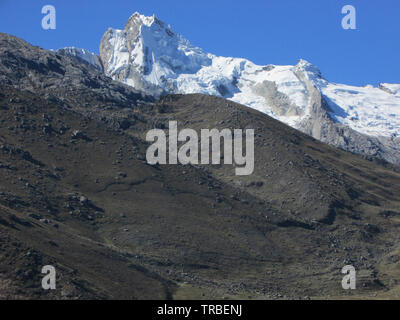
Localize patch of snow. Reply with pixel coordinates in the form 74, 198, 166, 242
57, 47, 103, 72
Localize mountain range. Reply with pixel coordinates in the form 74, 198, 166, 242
1, 12, 400, 300
62, 12, 400, 164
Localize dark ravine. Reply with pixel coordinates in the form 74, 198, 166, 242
1, 33, 400, 299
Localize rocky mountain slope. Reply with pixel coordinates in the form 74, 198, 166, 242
1, 33, 400, 299
96, 12, 400, 165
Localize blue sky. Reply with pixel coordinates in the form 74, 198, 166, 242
0, 0, 399, 86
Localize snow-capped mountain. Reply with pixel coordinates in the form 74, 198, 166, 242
57, 47, 104, 72
97, 12, 400, 164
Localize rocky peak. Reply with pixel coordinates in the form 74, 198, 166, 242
97, 13, 400, 165
296, 59, 323, 80
125, 12, 163, 29
99, 13, 211, 96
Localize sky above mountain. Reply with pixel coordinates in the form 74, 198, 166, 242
0, 0, 399, 86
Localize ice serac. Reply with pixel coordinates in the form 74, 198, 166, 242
57, 47, 104, 72
100, 13, 400, 164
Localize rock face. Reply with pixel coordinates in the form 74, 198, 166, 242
294, 68, 400, 165
100, 13, 212, 96
99, 12, 400, 164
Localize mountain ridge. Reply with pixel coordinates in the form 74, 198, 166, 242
87, 13, 400, 164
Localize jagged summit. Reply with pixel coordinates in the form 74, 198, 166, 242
296, 59, 323, 79
100, 12, 211, 96
126, 12, 156, 26
97, 13, 400, 164
125, 12, 165, 28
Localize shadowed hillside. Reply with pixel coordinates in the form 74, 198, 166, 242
1, 33, 400, 299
